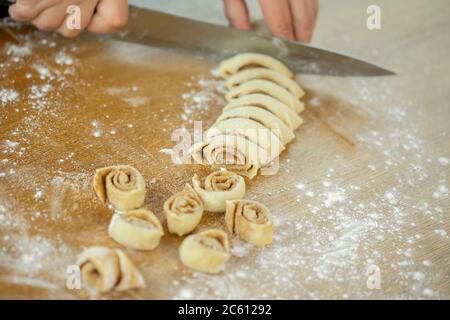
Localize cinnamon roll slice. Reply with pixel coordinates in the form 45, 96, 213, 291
192, 170, 246, 213
93, 165, 146, 211
216, 106, 295, 144
179, 229, 231, 274
108, 209, 164, 250
218, 53, 293, 79
190, 134, 273, 179
77, 246, 145, 293
225, 200, 274, 247
164, 184, 204, 236
226, 68, 304, 99
224, 94, 303, 130
208, 118, 285, 157
225, 80, 304, 113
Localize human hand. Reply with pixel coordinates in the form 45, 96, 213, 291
223, 0, 318, 42
8, 0, 129, 37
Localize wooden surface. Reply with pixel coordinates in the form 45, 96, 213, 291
0, 0, 449, 299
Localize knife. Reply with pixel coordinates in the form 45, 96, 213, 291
114, 6, 394, 77
0, 2, 394, 76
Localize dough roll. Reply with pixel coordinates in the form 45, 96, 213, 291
192, 170, 246, 213
179, 229, 231, 274
224, 93, 303, 130
225, 200, 274, 247
226, 68, 304, 99
207, 118, 285, 157
218, 53, 293, 79
216, 106, 295, 144
164, 184, 204, 236
226, 79, 304, 114
108, 209, 164, 250
190, 134, 273, 179
93, 165, 146, 211
77, 246, 145, 293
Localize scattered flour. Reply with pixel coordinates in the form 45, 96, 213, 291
0, 89, 19, 104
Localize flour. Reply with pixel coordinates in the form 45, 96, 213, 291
5, 44, 32, 58
438, 157, 449, 165
179, 75, 225, 123
55, 52, 74, 66
0, 89, 19, 104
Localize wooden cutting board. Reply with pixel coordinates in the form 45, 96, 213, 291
0, 0, 449, 299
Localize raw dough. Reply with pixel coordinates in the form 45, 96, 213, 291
226, 68, 305, 98
192, 170, 245, 213
224, 93, 303, 130
208, 118, 285, 157
179, 229, 231, 274
164, 184, 204, 236
216, 106, 295, 144
225, 199, 273, 247
93, 165, 146, 211
190, 134, 273, 179
226, 79, 304, 113
77, 246, 145, 293
108, 209, 164, 250
218, 53, 293, 79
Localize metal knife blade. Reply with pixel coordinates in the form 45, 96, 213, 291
112, 6, 395, 77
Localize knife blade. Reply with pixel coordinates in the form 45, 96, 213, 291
112, 6, 394, 77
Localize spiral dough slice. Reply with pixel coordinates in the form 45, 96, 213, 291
226, 80, 304, 114
224, 94, 303, 130
226, 68, 304, 98
108, 209, 164, 250
190, 134, 273, 179
216, 106, 295, 144
77, 246, 145, 293
93, 165, 146, 211
225, 200, 274, 247
164, 184, 204, 236
192, 170, 246, 213
179, 229, 231, 274
208, 118, 285, 157
218, 53, 293, 79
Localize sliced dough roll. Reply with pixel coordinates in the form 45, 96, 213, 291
108, 209, 164, 250
224, 94, 303, 130
164, 184, 204, 236
192, 170, 245, 213
190, 134, 273, 179
179, 229, 231, 274
225, 200, 273, 247
207, 118, 285, 157
77, 246, 145, 293
226, 80, 304, 113
218, 53, 293, 79
216, 106, 295, 144
93, 165, 146, 211
226, 68, 304, 99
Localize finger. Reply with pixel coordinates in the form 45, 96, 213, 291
289, 0, 318, 42
9, 0, 60, 21
56, 0, 98, 37
258, 0, 295, 40
223, 0, 252, 31
87, 0, 128, 34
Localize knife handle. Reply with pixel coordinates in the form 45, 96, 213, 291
0, 0, 15, 17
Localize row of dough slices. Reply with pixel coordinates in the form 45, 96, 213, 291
191, 53, 305, 179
